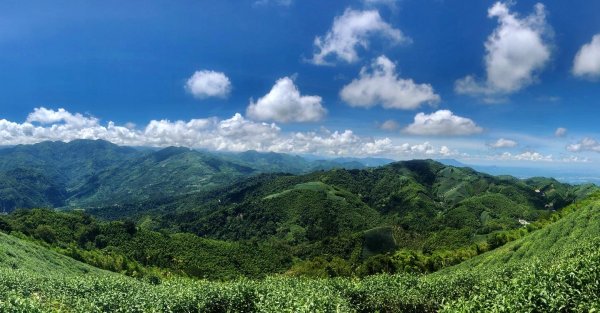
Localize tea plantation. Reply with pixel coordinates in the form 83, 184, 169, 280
2, 193, 600, 312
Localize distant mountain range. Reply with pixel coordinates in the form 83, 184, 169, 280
2, 153, 597, 282
2, 139, 600, 311
437, 159, 600, 185
0, 139, 597, 214
0, 140, 394, 212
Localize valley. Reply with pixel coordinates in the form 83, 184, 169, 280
1, 140, 599, 311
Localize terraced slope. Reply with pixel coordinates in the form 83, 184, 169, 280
2, 192, 600, 312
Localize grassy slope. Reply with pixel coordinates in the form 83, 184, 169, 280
2, 193, 600, 312
0, 232, 104, 276
445, 192, 600, 270
428, 193, 600, 311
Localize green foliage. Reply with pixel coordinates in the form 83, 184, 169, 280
0, 140, 392, 213
2, 191, 600, 312
0, 168, 66, 212
3, 158, 597, 282
2, 209, 290, 280
68, 146, 257, 207
140, 159, 595, 278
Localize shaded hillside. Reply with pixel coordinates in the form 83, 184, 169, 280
68, 147, 257, 207
0, 139, 141, 189
0, 168, 67, 212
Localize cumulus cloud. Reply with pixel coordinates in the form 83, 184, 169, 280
455, 2, 551, 97
340, 55, 440, 109
26, 107, 99, 128
488, 138, 518, 148
567, 138, 600, 153
572, 34, 600, 79
402, 110, 483, 136
379, 119, 400, 131
185, 70, 232, 99
2, 107, 465, 159
497, 151, 553, 161
397, 142, 458, 157
310, 9, 410, 65
246, 77, 326, 123
555, 127, 567, 137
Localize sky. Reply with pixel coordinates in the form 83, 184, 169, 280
1, 0, 600, 172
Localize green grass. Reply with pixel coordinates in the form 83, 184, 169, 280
0, 232, 104, 276
263, 181, 345, 200
2, 192, 600, 312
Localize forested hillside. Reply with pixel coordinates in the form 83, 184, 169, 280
2, 191, 599, 312
2, 158, 595, 281
123, 159, 596, 276
0, 140, 386, 211
1, 140, 599, 311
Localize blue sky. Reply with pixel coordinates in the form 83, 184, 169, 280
1, 0, 600, 170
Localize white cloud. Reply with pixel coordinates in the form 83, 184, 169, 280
455, 2, 551, 97
340, 55, 440, 109
379, 119, 400, 131
0, 108, 469, 159
573, 34, 600, 79
246, 77, 326, 123
497, 151, 553, 161
489, 151, 587, 163
560, 155, 589, 163
403, 110, 483, 136
489, 138, 518, 148
124, 122, 137, 130
567, 138, 600, 153
26, 107, 98, 128
185, 70, 232, 99
439, 146, 458, 156
555, 127, 567, 137
310, 9, 410, 65
396, 142, 459, 157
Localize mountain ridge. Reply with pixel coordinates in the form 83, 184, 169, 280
0, 140, 398, 211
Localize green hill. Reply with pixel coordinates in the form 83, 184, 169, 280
0, 231, 104, 276
0, 168, 67, 212
0, 140, 392, 212
0, 140, 142, 212
1, 192, 599, 312
0, 139, 141, 190
67, 147, 257, 207
145, 160, 596, 267
443, 191, 600, 270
